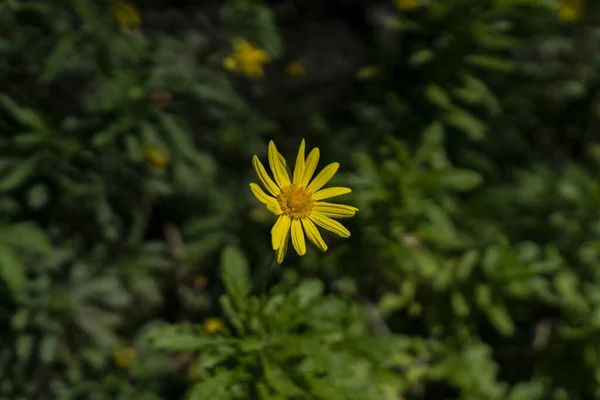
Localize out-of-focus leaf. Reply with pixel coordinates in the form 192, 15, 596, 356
221, 246, 251, 305
0, 243, 26, 298
188, 371, 234, 400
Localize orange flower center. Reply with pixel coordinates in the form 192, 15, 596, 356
277, 185, 314, 220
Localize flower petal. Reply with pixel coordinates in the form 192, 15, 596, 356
312, 187, 352, 201
309, 212, 351, 238
291, 220, 306, 256
301, 218, 328, 252
252, 155, 280, 196
268, 141, 291, 188
249, 183, 282, 215
306, 162, 339, 193
278, 152, 292, 180
271, 215, 291, 250
300, 148, 320, 187
276, 224, 290, 264
293, 139, 306, 185
314, 202, 358, 218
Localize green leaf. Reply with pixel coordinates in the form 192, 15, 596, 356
0, 244, 26, 298
256, 5, 281, 58
465, 54, 514, 72
221, 246, 251, 304
39, 335, 59, 364
487, 305, 515, 337
438, 169, 483, 191
444, 109, 487, 140
188, 371, 234, 400
262, 357, 304, 397
16, 334, 34, 362
158, 113, 199, 162
0, 94, 47, 132
0, 158, 36, 192
455, 250, 478, 282
26, 184, 50, 210
425, 84, 453, 110
149, 327, 226, 351
451, 292, 470, 317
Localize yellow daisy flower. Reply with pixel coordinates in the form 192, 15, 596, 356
111, 0, 141, 31
557, 0, 584, 22
249, 139, 358, 264
223, 39, 270, 78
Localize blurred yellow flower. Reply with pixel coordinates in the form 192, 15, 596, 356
394, 0, 420, 11
203, 318, 224, 334
111, 0, 141, 31
113, 346, 137, 368
557, 0, 584, 22
285, 62, 306, 77
143, 145, 169, 169
223, 39, 270, 78
249, 139, 358, 264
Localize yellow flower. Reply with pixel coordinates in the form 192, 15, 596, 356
223, 39, 270, 78
249, 139, 358, 264
203, 318, 224, 334
112, 346, 137, 368
285, 62, 306, 77
111, 1, 141, 31
143, 145, 169, 169
394, 0, 420, 11
557, 0, 584, 22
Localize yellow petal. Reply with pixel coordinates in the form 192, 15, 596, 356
249, 183, 281, 215
276, 224, 290, 264
306, 162, 339, 193
300, 148, 320, 187
278, 152, 292, 180
291, 220, 306, 256
293, 139, 306, 185
233, 38, 251, 52
309, 212, 350, 238
314, 202, 358, 218
312, 187, 351, 201
268, 141, 291, 188
252, 155, 280, 196
301, 218, 328, 252
271, 215, 291, 250
223, 56, 239, 71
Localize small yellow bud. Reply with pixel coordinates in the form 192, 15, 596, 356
394, 0, 420, 11
557, 0, 584, 22
285, 62, 306, 77
113, 346, 137, 368
143, 145, 169, 169
203, 318, 224, 334
111, 1, 141, 31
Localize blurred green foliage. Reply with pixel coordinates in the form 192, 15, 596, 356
2, 0, 600, 398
